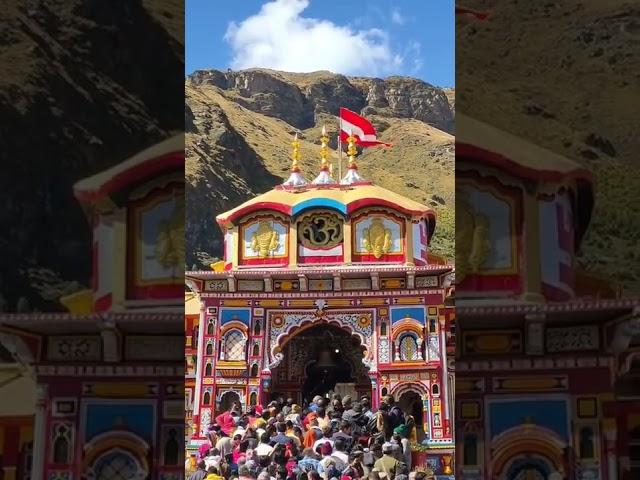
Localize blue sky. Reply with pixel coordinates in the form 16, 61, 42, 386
186, 0, 454, 87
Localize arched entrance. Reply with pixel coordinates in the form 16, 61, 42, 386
271, 324, 371, 403
219, 391, 241, 413
399, 390, 425, 440
491, 425, 566, 480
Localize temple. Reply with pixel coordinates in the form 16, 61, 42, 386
0, 137, 185, 480
186, 132, 456, 474
455, 113, 640, 480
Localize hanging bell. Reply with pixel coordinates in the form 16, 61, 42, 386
314, 348, 338, 368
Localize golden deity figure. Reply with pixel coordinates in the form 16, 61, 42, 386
456, 196, 490, 282
251, 221, 280, 257
155, 196, 185, 272
362, 217, 393, 259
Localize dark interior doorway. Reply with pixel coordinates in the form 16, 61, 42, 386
271, 323, 371, 404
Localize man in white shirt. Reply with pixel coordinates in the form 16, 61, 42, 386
255, 432, 274, 457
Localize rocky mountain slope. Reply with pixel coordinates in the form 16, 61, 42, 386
458, 0, 640, 294
186, 69, 455, 268
0, 0, 183, 311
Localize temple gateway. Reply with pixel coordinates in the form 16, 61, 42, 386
186, 133, 455, 473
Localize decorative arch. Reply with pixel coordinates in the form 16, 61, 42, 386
82, 431, 150, 480
220, 321, 248, 336
391, 318, 424, 338
267, 311, 373, 370
390, 381, 429, 399
491, 425, 566, 479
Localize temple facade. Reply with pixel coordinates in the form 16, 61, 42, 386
455, 113, 640, 480
0, 137, 185, 480
186, 133, 456, 474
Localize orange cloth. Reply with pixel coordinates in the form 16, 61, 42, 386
303, 428, 316, 448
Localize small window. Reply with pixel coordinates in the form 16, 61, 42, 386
400, 335, 419, 361
163, 428, 180, 465
463, 434, 478, 465
381, 387, 388, 397
380, 322, 387, 336
432, 384, 440, 396
254, 321, 261, 336
203, 391, 211, 405
250, 392, 258, 406
52, 425, 70, 464
252, 343, 260, 356
250, 363, 259, 377
223, 330, 247, 361
580, 427, 595, 459
205, 363, 212, 376
207, 320, 214, 335
206, 343, 213, 355
429, 319, 437, 333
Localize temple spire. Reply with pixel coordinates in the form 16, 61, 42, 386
312, 125, 336, 185
282, 133, 308, 187
340, 129, 365, 184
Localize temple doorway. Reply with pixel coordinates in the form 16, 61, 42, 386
219, 391, 241, 413
271, 324, 371, 404
399, 390, 425, 440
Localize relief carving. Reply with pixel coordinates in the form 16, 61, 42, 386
456, 198, 490, 282
362, 218, 392, 259
251, 221, 280, 258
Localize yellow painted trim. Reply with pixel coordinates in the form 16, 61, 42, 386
60, 288, 94, 314
523, 190, 543, 300
289, 221, 298, 267
257, 300, 281, 307
405, 219, 414, 266
231, 227, 239, 266
343, 221, 352, 263
220, 300, 250, 307
112, 208, 127, 308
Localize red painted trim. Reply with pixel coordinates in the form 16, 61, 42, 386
220, 199, 434, 226
75, 152, 184, 203
129, 284, 183, 299
218, 202, 292, 225
348, 198, 432, 217
298, 255, 344, 264
94, 293, 112, 312
352, 253, 406, 263
457, 144, 593, 184
458, 274, 523, 294
240, 257, 289, 267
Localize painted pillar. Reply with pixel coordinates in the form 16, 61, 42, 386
31, 384, 48, 480
603, 418, 617, 480
192, 300, 206, 436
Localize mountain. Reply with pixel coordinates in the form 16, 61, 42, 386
185, 69, 455, 269
0, 0, 184, 311
457, 0, 640, 294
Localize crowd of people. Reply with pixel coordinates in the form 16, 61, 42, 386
187, 394, 437, 480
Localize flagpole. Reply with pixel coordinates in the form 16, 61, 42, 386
338, 133, 342, 182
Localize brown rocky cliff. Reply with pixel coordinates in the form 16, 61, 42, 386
0, 0, 183, 311
186, 69, 455, 269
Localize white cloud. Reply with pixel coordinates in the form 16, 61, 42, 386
391, 8, 405, 25
224, 0, 403, 76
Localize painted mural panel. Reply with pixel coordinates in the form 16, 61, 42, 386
240, 218, 288, 262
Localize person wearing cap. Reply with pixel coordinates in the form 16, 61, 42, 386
393, 424, 412, 471
372, 442, 403, 478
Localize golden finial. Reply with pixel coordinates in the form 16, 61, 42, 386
291, 133, 301, 172
320, 125, 329, 171
347, 129, 358, 169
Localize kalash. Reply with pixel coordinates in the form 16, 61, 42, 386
186, 128, 455, 474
